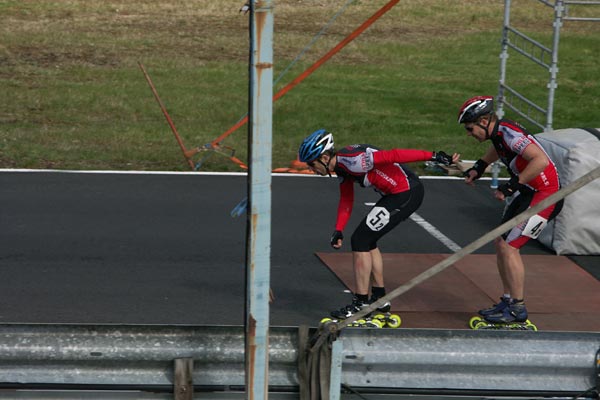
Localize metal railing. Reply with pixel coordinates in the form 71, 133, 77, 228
0, 324, 598, 398
497, 0, 600, 131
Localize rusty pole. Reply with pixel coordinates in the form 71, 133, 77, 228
245, 1, 273, 399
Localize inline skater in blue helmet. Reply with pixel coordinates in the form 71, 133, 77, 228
298, 129, 335, 177
298, 128, 459, 326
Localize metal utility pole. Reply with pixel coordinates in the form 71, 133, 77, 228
245, 1, 273, 399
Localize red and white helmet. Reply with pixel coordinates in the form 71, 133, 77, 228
457, 96, 494, 124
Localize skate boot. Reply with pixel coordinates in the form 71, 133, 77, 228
324, 296, 381, 328
369, 295, 402, 329
469, 297, 510, 329
475, 302, 537, 331
478, 297, 510, 317
369, 295, 391, 313
330, 296, 369, 319
485, 301, 528, 323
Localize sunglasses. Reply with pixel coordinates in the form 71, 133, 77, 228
465, 125, 475, 133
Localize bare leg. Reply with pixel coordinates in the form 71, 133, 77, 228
370, 247, 384, 288
353, 251, 372, 295
495, 238, 525, 299
494, 237, 511, 295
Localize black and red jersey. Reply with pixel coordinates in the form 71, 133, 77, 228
333, 144, 432, 231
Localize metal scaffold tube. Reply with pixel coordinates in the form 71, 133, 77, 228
498, 0, 600, 131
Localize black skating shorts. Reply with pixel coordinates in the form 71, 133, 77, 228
350, 180, 424, 252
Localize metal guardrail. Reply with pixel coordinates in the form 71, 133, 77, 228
0, 325, 297, 387
340, 329, 600, 393
0, 324, 598, 397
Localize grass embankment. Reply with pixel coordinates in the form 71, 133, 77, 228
1, 1, 599, 171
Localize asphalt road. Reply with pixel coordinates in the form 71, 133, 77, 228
1, 171, 597, 326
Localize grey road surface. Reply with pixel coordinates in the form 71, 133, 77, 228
0, 171, 597, 326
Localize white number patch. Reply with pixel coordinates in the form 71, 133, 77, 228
522, 214, 548, 239
367, 207, 390, 231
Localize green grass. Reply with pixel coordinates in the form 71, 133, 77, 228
1, 0, 599, 172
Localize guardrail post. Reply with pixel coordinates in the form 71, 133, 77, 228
329, 339, 343, 400
174, 357, 194, 400
595, 348, 600, 392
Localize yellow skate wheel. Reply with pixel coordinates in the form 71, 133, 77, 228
474, 321, 489, 330
369, 319, 384, 328
353, 319, 367, 327
526, 322, 538, 331
320, 317, 333, 324
387, 314, 402, 329
373, 313, 386, 321
469, 316, 483, 329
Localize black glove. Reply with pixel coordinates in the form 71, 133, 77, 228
330, 230, 343, 248
464, 158, 489, 180
431, 151, 452, 166
497, 176, 523, 197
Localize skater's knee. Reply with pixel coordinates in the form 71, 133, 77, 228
493, 236, 505, 248
350, 232, 375, 252
495, 238, 521, 262
495, 237, 512, 253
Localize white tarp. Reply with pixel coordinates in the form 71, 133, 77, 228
535, 127, 600, 255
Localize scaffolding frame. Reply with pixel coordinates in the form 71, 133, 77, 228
497, 0, 600, 132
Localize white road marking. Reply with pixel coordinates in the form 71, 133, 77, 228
0, 168, 491, 181
365, 202, 461, 253
409, 212, 462, 252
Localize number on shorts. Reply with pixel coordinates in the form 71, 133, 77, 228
367, 207, 390, 231
522, 214, 548, 239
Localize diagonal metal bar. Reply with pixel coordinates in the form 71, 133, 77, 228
138, 62, 196, 170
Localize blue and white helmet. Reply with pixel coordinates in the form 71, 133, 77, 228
298, 129, 334, 163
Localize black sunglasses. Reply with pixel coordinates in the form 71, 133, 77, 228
465, 125, 474, 133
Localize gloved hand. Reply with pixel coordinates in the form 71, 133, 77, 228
497, 176, 523, 197
464, 159, 489, 181
431, 151, 453, 166
330, 230, 343, 249
239, 2, 250, 14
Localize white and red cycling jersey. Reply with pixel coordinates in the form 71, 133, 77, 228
332, 144, 432, 232
491, 119, 562, 248
491, 119, 560, 194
